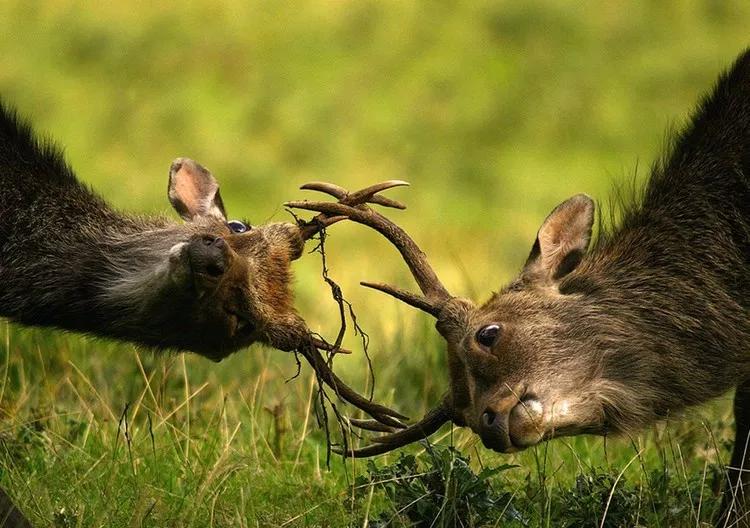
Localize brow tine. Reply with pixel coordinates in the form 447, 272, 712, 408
297, 215, 350, 241
370, 403, 451, 445
360, 282, 440, 317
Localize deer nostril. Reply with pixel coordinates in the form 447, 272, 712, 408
201, 236, 225, 248
188, 235, 228, 278
482, 410, 497, 428
205, 262, 225, 277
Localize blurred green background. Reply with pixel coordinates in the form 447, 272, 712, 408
3, 1, 749, 306
1, 1, 749, 526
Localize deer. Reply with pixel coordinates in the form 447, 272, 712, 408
288, 48, 750, 524
0, 100, 419, 526
0, 101, 418, 447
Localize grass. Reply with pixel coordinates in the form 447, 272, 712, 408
1, 1, 749, 526
0, 322, 737, 526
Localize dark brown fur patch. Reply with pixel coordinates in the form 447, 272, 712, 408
0, 105, 304, 360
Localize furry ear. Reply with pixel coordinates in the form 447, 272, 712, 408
168, 158, 227, 221
523, 194, 594, 283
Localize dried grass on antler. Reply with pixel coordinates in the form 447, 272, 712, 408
288, 184, 458, 457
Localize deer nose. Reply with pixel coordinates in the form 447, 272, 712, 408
478, 406, 513, 452
188, 235, 227, 277
508, 398, 545, 447
482, 410, 498, 428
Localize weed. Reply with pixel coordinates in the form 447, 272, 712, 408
355, 446, 517, 527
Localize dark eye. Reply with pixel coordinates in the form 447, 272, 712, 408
227, 220, 250, 234
475, 324, 501, 348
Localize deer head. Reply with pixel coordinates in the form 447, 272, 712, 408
288, 191, 614, 456
132, 159, 410, 428
161, 158, 305, 357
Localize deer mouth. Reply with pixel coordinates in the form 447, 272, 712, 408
235, 317, 253, 336
477, 426, 519, 453
234, 316, 255, 341
225, 310, 257, 341
507, 398, 546, 448
472, 399, 544, 453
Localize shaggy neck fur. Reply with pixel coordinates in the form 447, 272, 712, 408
559, 50, 750, 432
0, 104, 194, 344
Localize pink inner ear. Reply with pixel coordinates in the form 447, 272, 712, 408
169, 158, 226, 221
174, 168, 203, 213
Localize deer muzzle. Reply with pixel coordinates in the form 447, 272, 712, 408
187, 235, 228, 277
508, 398, 545, 447
476, 393, 545, 452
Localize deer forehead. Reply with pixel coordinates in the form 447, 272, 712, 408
478, 289, 568, 328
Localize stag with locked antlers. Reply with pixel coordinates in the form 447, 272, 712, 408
290, 49, 750, 525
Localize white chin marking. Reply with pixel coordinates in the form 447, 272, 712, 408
553, 400, 571, 418
525, 399, 544, 417
169, 242, 188, 263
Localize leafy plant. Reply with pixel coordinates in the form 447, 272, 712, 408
354, 445, 518, 527
554, 473, 640, 528
356, 444, 725, 527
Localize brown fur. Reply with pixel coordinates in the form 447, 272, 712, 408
0, 108, 306, 360
338, 49, 750, 523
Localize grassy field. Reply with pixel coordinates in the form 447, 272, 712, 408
1, 1, 749, 526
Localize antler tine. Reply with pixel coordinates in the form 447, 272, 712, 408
348, 418, 399, 433
364, 195, 406, 210
301, 180, 409, 206
342, 180, 409, 208
296, 180, 408, 241
360, 282, 441, 317
298, 340, 409, 427
300, 182, 348, 199
301, 180, 407, 209
285, 200, 452, 314
310, 336, 352, 355
335, 401, 452, 458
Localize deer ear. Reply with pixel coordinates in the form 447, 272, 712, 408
523, 194, 594, 283
168, 158, 227, 221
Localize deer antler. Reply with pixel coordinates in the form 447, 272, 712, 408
290, 181, 417, 430
336, 397, 454, 457
296, 180, 408, 241
286, 186, 457, 456
297, 338, 408, 428
289, 191, 452, 312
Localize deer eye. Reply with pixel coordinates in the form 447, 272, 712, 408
227, 220, 250, 234
475, 324, 501, 348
